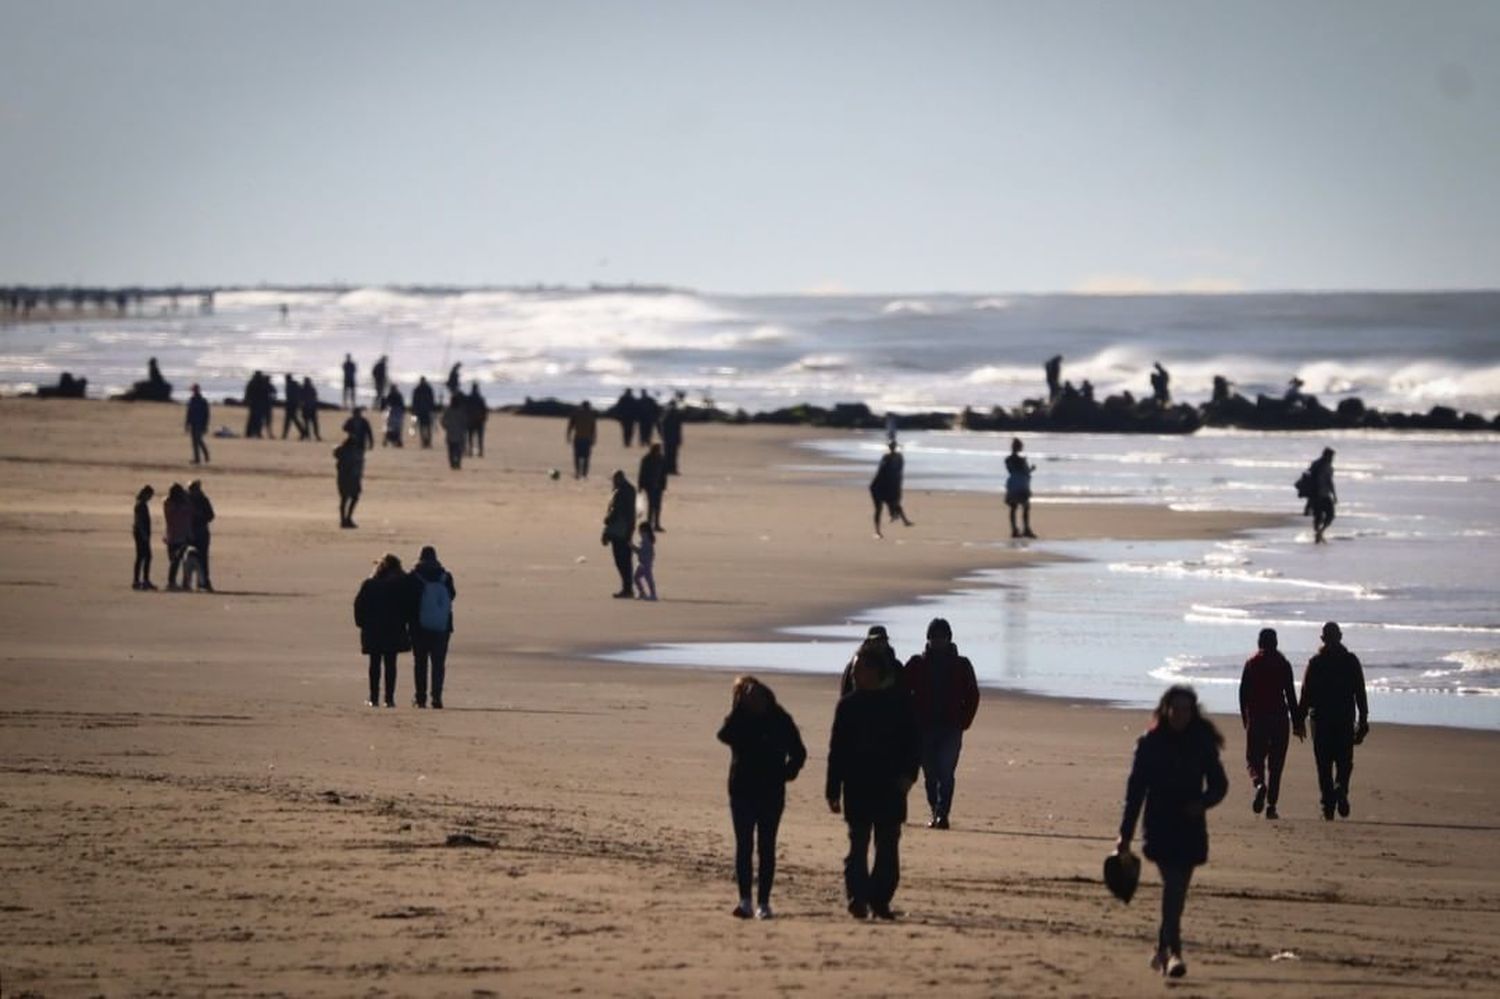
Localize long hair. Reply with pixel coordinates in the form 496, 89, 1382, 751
731, 675, 777, 711
371, 552, 403, 579
1149, 684, 1225, 749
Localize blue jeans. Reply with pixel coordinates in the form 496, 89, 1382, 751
921, 728, 963, 820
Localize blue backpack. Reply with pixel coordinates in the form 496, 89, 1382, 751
418, 574, 452, 632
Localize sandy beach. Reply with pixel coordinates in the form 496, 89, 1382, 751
2, 397, 1498, 997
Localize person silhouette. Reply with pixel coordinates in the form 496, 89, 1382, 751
1044, 355, 1063, 402
342, 354, 357, 408
185, 384, 210, 465
870, 441, 913, 538
1306, 447, 1337, 543
566, 400, 598, 479
602, 470, 636, 598
1238, 628, 1304, 821
1005, 438, 1036, 539
1298, 622, 1369, 821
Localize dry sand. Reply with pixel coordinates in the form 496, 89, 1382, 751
1, 398, 1497, 997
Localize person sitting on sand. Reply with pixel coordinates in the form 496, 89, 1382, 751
827, 647, 920, 921
717, 676, 807, 920
1238, 628, 1303, 821
132, 485, 156, 590
1298, 621, 1369, 821
839, 625, 903, 697
1004, 438, 1036, 539
903, 618, 979, 830
602, 471, 637, 598
633, 522, 657, 600
870, 441, 913, 538
162, 483, 193, 591
1115, 685, 1228, 980
333, 433, 364, 528
354, 553, 411, 708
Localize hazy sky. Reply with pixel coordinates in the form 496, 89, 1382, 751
2, 0, 1497, 293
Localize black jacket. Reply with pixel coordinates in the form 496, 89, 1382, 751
1119, 723, 1228, 867
869, 452, 904, 502
826, 687, 920, 824
638, 450, 667, 494
1299, 643, 1368, 729
717, 704, 806, 799
354, 572, 413, 655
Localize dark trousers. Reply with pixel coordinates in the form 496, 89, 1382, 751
467, 424, 484, 457
446, 437, 464, 469
1245, 714, 1290, 806
166, 542, 186, 587
619, 420, 634, 447
921, 728, 963, 819
133, 534, 151, 584
643, 487, 663, 529
416, 414, 432, 447
1312, 497, 1336, 535
281, 405, 302, 438
573, 438, 593, 478
194, 532, 212, 587
367, 651, 397, 705
610, 538, 633, 593
664, 438, 680, 475
304, 409, 320, 441
1156, 863, 1194, 954
638, 419, 654, 445
413, 630, 450, 706
845, 819, 902, 908
730, 791, 784, 906
190, 430, 210, 464
1311, 718, 1355, 809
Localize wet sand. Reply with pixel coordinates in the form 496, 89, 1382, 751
1, 398, 1497, 996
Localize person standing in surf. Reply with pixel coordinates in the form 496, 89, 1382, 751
1004, 438, 1036, 539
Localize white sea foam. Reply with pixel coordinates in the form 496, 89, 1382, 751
1109, 560, 1385, 599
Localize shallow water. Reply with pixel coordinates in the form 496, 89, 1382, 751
607, 428, 1500, 730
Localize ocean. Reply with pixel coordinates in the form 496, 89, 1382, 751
5, 288, 1498, 727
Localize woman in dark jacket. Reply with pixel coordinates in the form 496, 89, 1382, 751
353, 553, 412, 708
1115, 685, 1228, 980
717, 676, 806, 919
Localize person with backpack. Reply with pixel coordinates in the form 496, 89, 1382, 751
1115, 685, 1229, 980
903, 618, 980, 829
1298, 621, 1369, 820
408, 545, 456, 709
717, 675, 806, 920
354, 553, 411, 708
1239, 628, 1304, 820
1300, 447, 1337, 543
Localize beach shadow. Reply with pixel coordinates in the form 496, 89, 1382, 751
1345, 818, 1500, 833
439, 706, 602, 716
1212, 975, 1454, 991
654, 598, 758, 607
956, 825, 1115, 844
198, 589, 311, 598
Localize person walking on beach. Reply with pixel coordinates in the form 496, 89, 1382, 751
633, 522, 658, 600
281, 374, 303, 439
637, 389, 661, 446
411, 377, 436, 448
662, 398, 684, 475
839, 625, 903, 696
1298, 621, 1369, 820
354, 553, 411, 708
300, 377, 321, 441
1238, 628, 1303, 820
465, 382, 487, 457
1115, 685, 1229, 980
441, 398, 467, 469
718, 676, 807, 920
614, 388, 639, 447
132, 485, 156, 590
187, 479, 216, 592
827, 647, 921, 920
446, 362, 462, 401
383, 386, 406, 447
333, 432, 364, 528
162, 483, 193, 590
185, 384, 210, 465
638, 442, 667, 532
602, 470, 636, 598
408, 545, 456, 709
1005, 437, 1037, 539
342, 354, 357, 409
903, 618, 979, 830
566, 400, 597, 479
372, 355, 389, 409
1306, 447, 1337, 543
870, 441, 913, 538
343, 407, 375, 451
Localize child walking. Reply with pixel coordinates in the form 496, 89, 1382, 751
132, 485, 156, 590
633, 521, 657, 600
716, 676, 806, 919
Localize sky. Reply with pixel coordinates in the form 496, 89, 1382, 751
1, 0, 1497, 294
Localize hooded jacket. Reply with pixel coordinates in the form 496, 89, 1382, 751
408, 558, 457, 634
904, 642, 980, 732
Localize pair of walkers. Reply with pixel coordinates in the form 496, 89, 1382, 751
132, 480, 215, 591
352, 546, 456, 709
601, 470, 659, 600
717, 618, 978, 922
1240, 622, 1369, 822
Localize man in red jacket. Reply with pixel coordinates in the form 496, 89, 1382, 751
1238, 628, 1304, 820
903, 618, 980, 830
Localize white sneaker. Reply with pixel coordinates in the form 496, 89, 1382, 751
755, 904, 774, 920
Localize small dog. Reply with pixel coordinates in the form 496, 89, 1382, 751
179, 545, 204, 591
